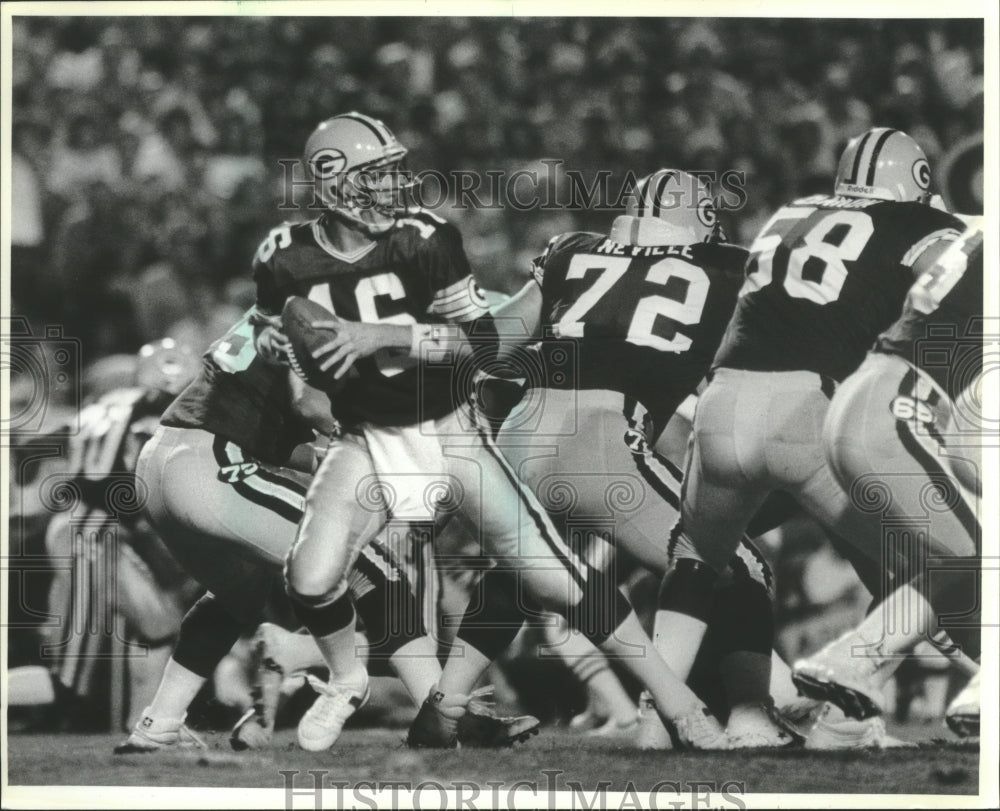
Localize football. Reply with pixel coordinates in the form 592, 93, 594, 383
281, 295, 357, 391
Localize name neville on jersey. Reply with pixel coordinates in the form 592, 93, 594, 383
594, 240, 696, 260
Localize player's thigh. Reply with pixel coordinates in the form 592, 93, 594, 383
445, 415, 584, 612
141, 426, 304, 566
678, 371, 770, 570
823, 355, 978, 559
286, 433, 388, 599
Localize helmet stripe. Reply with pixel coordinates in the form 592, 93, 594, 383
848, 131, 874, 184
336, 112, 388, 146
635, 174, 652, 214
651, 170, 676, 218
864, 128, 900, 185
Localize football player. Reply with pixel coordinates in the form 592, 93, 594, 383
262, 116, 730, 750
461, 170, 797, 748
33, 340, 199, 731
793, 218, 983, 730
665, 128, 967, 740
115, 308, 529, 753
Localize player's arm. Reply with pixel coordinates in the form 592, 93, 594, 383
250, 235, 295, 366
901, 213, 964, 280
306, 285, 541, 379
307, 220, 543, 377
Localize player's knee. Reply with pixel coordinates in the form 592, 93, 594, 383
284, 561, 348, 606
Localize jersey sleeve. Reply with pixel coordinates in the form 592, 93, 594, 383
252, 253, 285, 316
251, 223, 298, 315
899, 207, 964, 272
417, 217, 491, 324
529, 231, 601, 290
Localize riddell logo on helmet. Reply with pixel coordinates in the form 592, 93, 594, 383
844, 183, 877, 195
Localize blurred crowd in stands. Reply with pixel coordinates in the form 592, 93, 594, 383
11, 16, 984, 361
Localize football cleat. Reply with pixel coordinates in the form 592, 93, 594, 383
296, 671, 370, 751
407, 688, 463, 749
457, 686, 541, 748
114, 709, 207, 754
792, 633, 885, 720
945, 671, 980, 739
805, 703, 914, 750
636, 691, 673, 750
726, 703, 804, 749
670, 706, 731, 750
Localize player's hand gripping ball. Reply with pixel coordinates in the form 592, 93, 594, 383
281, 296, 359, 390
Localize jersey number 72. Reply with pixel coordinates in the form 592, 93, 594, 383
554, 254, 709, 354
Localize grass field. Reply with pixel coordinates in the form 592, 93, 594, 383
5, 725, 981, 798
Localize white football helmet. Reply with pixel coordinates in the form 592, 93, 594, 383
303, 112, 413, 234
136, 338, 199, 397
834, 127, 931, 203
610, 169, 717, 246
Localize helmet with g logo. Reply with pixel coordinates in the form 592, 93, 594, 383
835, 127, 932, 203
136, 338, 199, 397
303, 112, 412, 233
610, 169, 718, 246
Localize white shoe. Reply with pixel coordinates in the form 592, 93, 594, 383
805, 703, 914, 750
114, 709, 207, 754
945, 671, 980, 739
792, 632, 885, 719
297, 671, 370, 751
671, 706, 730, 750
726, 703, 803, 749
636, 691, 672, 750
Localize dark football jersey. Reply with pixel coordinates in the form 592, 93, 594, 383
254, 210, 489, 427
875, 220, 984, 401
65, 387, 170, 510
532, 231, 747, 432
714, 195, 964, 382
161, 309, 314, 466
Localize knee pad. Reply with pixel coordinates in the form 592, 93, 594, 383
289, 591, 355, 638
658, 557, 718, 624
352, 553, 427, 674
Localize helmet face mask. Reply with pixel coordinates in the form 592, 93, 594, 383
303, 112, 413, 235
834, 127, 932, 203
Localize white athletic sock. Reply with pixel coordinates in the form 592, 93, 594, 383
389, 635, 443, 706
313, 623, 366, 685
853, 584, 937, 671
653, 609, 708, 683
146, 658, 207, 722
600, 611, 704, 720
436, 643, 491, 700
